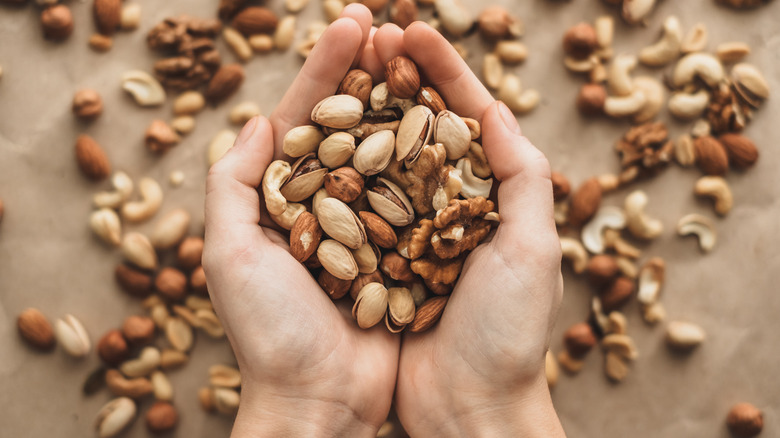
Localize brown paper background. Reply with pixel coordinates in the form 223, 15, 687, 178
1, 0, 778, 436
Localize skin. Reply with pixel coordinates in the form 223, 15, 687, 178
203, 5, 565, 437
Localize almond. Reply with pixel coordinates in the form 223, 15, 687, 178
206, 64, 245, 103
385, 56, 420, 99
408, 296, 448, 333
359, 211, 397, 249
337, 69, 373, 109
290, 212, 322, 263
718, 133, 758, 169
93, 0, 121, 35
416, 87, 447, 114
694, 135, 729, 175
17, 308, 56, 350
567, 177, 602, 227
115, 264, 153, 297
232, 7, 278, 36
75, 134, 111, 181
122, 315, 156, 345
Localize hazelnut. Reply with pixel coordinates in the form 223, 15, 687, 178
385, 56, 420, 99
551, 172, 571, 202
121, 315, 156, 345
337, 69, 373, 109
727, 403, 763, 437
190, 265, 208, 295
477, 6, 519, 40
115, 264, 153, 297
563, 23, 597, 59
587, 254, 619, 287
379, 252, 415, 283
145, 401, 179, 433
601, 277, 635, 312
72, 89, 103, 120
563, 322, 597, 357
97, 329, 129, 365
349, 270, 384, 300
318, 270, 352, 300
177, 237, 204, 271
41, 5, 74, 41
144, 120, 180, 154
154, 268, 188, 301
576, 83, 607, 116
324, 167, 364, 204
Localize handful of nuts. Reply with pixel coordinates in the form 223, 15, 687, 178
262, 56, 499, 333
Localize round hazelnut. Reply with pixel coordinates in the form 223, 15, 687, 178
563, 322, 597, 357
146, 401, 179, 433
563, 22, 597, 59
477, 6, 518, 40
551, 172, 571, 202
41, 5, 74, 41
72, 89, 103, 120
727, 403, 763, 437
601, 277, 636, 312
324, 167, 365, 204
177, 237, 204, 271
121, 315, 156, 345
154, 267, 188, 301
349, 270, 384, 300
385, 56, 420, 100
576, 83, 607, 116
318, 270, 352, 300
97, 329, 129, 365
587, 254, 619, 287
379, 252, 415, 282
190, 265, 208, 295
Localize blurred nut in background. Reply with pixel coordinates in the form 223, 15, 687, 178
155, 267, 188, 301
726, 402, 763, 437
41, 5, 74, 41
145, 401, 179, 433
72, 89, 104, 120
97, 329, 129, 365
563, 322, 596, 357
563, 23, 597, 59
177, 237, 205, 270
121, 315, 156, 345
17, 308, 56, 350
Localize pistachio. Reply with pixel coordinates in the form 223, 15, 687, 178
316, 198, 366, 249
318, 132, 356, 168
262, 160, 292, 216
731, 63, 769, 108
282, 125, 325, 157
324, 167, 364, 203
353, 130, 396, 175
433, 110, 471, 160
367, 178, 415, 226
90, 208, 122, 246
352, 282, 389, 329
311, 95, 364, 129
95, 397, 136, 438
54, 314, 91, 357
280, 153, 327, 202
351, 242, 380, 274
317, 239, 359, 280
386, 287, 415, 332
395, 105, 433, 164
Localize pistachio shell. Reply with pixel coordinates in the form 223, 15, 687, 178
351, 242, 379, 274
318, 132, 356, 168
318, 239, 359, 280
732, 63, 769, 107
353, 130, 396, 175
280, 154, 327, 202
352, 282, 388, 329
433, 110, 471, 160
282, 125, 325, 157
367, 178, 415, 226
317, 198, 367, 249
387, 287, 415, 328
311, 95, 364, 129
395, 105, 433, 162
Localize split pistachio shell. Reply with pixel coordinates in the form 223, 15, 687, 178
283, 125, 325, 157
318, 132, 356, 168
386, 287, 415, 332
731, 63, 769, 107
433, 110, 471, 160
367, 178, 414, 226
352, 282, 388, 329
54, 314, 91, 357
280, 154, 327, 202
353, 130, 396, 175
318, 239, 359, 280
395, 105, 433, 163
311, 95, 364, 129
317, 198, 366, 249
351, 242, 379, 274
95, 397, 136, 438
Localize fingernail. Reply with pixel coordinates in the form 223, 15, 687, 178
497, 101, 521, 135
236, 116, 260, 144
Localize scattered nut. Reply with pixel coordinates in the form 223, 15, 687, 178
727, 403, 763, 437
665, 321, 705, 350
694, 176, 733, 216
208, 130, 238, 167
560, 237, 589, 274
121, 232, 158, 270
97, 329, 129, 365
121, 70, 166, 107
229, 101, 261, 125
173, 91, 206, 115
581, 206, 626, 254
121, 315, 156, 345
75, 134, 111, 181
41, 5, 74, 41
145, 401, 178, 433
171, 116, 195, 135
119, 3, 141, 30
72, 89, 103, 120
95, 397, 136, 438
624, 190, 663, 240
150, 208, 191, 250
53, 314, 91, 357
121, 177, 163, 223
88, 33, 114, 52
637, 257, 664, 306
145, 119, 180, 153
90, 208, 122, 246
639, 16, 682, 67
677, 213, 717, 252
17, 308, 56, 350
681, 23, 708, 54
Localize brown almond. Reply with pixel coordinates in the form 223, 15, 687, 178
206, 64, 245, 103
97, 329, 129, 365
359, 211, 397, 249
318, 270, 352, 300
337, 69, 373, 109
177, 237, 204, 270
408, 296, 448, 333
416, 87, 447, 114
155, 268, 188, 301
115, 264, 153, 297
324, 167, 364, 204
17, 308, 56, 350
93, 0, 121, 35
718, 133, 758, 169
75, 134, 111, 181
568, 178, 602, 227
601, 276, 636, 312
290, 212, 322, 263
694, 136, 729, 176
563, 322, 596, 357
232, 7, 278, 36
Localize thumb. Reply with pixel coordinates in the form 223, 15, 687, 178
481, 102, 558, 261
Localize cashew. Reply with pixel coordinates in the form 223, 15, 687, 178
615, 256, 638, 279
456, 158, 493, 199
121, 178, 162, 223
672, 53, 724, 88
602, 334, 639, 360
690, 119, 711, 138
597, 174, 620, 192
262, 160, 291, 216
94, 171, 134, 209
499, 74, 540, 114
560, 237, 589, 274
581, 206, 626, 254
681, 23, 707, 54
270, 202, 306, 230
90, 208, 122, 246
608, 55, 638, 96
604, 89, 646, 118
563, 55, 598, 73
637, 257, 664, 305
677, 213, 716, 252
632, 76, 665, 123
120, 346, 161, 378
591, 296, 610, 335
622, 0, 657, 25
624, 190, 663, 240
638, 16, 682, 67
668, 89, 710, 120
694, 176, 733, 216
121, 70, 166, 107
604, 228, 642, 259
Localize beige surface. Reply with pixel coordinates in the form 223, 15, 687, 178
1, 0, 778, 437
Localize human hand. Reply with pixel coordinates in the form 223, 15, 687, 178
370, 23, 566, 437
203, 6, 399, 437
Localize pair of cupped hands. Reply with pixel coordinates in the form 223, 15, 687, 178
203, 5, 565, 437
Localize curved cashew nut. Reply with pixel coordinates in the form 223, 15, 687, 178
622, 0, 657, 25
121, 177, 163, 223
639, 16, 682, 67
668, 89, 710, 120
262, 160, 291, 216
632, 76, 665, 123
672, 53, 724, 88
694, 176, 733, 216
560, 237, 589, 274
270, 202, 306, 230
456, 158, 493, 199
608, 54, 638, 96
637, 257, 664, 305
465, 142, 491, 178
624, 190, 663, 240
604, 89, 646, 118
677, 213, 716, 252
581, 206, 626, 254
564, 55, 599, 73
94, 171, 134, 209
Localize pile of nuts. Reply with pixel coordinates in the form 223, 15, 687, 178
262, 56, 499, 333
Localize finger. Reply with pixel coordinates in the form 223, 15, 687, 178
359, 27, 385, 83
403, 22, 494, 120
269, 17, 364, 148
480, 102, 557, 258
340, 3, 373, 68
205, 116, 274, 253
372, 23, 407, 65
